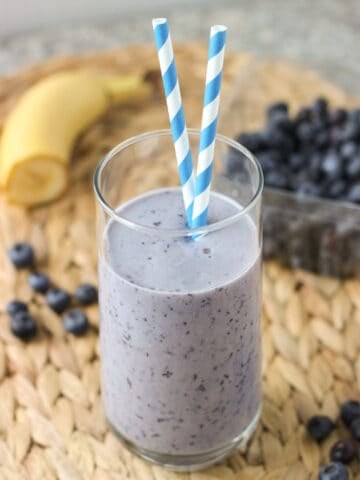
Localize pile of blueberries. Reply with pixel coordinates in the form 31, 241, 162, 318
229, 98, 360, 203
307, 400, 360, 479
6, 242, 98, 340
223, 97, 360, 277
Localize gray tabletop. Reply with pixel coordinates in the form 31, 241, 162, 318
1, 0, 359, 96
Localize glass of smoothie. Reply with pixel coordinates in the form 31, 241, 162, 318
94, 129, 263, 471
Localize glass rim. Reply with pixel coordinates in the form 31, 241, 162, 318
93, 129, 264, 237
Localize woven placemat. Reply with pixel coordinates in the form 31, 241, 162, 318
0, 44, 359, 480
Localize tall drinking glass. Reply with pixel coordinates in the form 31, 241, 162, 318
94, 129, 263, 471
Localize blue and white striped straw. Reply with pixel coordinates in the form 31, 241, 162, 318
192, 25, 227, 229
152, 18, 195, 227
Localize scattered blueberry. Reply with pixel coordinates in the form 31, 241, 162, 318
6, 300, 28, 317
28, 272, 51, 293
63, 309, 89, 335
46, 288, 71, 314
10, 311, 37, 340
307, 415, 335, 442
74, 283, 98, 306
8, 242, 34, 269
340, 400, 360, 426
330, 439, 357, 464
318, 462, 349, 480
350, 417, 360, 440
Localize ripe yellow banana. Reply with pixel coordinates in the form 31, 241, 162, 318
0, 70, 152, 206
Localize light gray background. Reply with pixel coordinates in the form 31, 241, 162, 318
0, 0, 359, 95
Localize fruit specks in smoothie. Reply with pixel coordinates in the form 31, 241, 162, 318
162, 369, 173, 378
196, 384, 206, 392
100, 188, 261, 455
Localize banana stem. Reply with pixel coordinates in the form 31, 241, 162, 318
103, 74, 152, 103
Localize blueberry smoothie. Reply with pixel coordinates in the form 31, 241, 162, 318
99, 187, 262, 459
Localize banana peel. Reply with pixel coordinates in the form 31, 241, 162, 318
0, 70, 153, 206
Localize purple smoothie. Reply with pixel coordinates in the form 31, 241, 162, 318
99, 187, 262, 457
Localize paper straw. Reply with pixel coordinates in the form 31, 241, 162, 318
152, 18, 195, 227
192, 25, 227, 229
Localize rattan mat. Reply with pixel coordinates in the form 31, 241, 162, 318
0, 44, 359, 480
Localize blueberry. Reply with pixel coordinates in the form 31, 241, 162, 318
318, 462, 349, 480
264, 170, 289, 189
257, 150, 283, 173
349, 108, 360, 124
330, 439, 357, 464
263, 127, 295, 154
341, 400, 360, 426
74, 283, 98, 306
236, 132, 265, 152
63, 309, 89, 335
308, 152, 324, 181
289, 172, 305, 191
296, 181, 322, 197
341, 123, 360, 142
28, 272, 51, 293
6, 300, 28, 317
269, 111, 294, 134
296, 122, 316, 144
8, 242, 34, 269
10, 312, 37, 340
295, 106, 312, 123
340, 141, 357, 160
347, 183, 360, 203
46, 288, 71, 314
330, 127, 343, 147
267, 101, 288, 118
321, 152, 342, 180
315, 130, 331, 150
307, 415, 335, 442
289, 152, 305, 172
312, 97, 328, 117
345, 155, 360, 178
327, 180, 347, 199
350, 417, 360, 440
330, 108, 348, 126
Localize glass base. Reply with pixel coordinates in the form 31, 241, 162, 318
108, 407, 261, 472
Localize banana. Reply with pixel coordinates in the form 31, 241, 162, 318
0, 70, 152, 206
